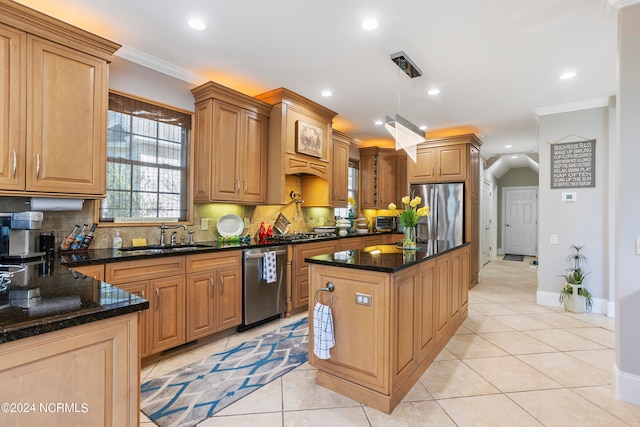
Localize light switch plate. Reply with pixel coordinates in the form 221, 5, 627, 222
550, 234, 559, 245
200, 218, 208, 231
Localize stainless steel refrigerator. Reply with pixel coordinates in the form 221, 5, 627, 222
410, 183, 464, 243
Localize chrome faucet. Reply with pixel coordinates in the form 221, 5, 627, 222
159, 223, 188, 246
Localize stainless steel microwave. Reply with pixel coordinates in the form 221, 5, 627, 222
374, 216, 397, 231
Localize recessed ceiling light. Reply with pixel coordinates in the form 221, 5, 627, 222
188, 19, 206, 31
419, 125, 428, 131
374, 120, 383, 125
505, 144, 512, 148
361, 19, 379, 31
427, 88, 440, 96
321, 90, 332, 97
559, 71, 577, 80
511, 155, 518, 159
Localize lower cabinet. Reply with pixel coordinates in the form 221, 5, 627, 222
292, 240, 339, 309
105, 250, 242, 357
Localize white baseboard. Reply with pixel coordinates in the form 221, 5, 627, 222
614, 364, 640, 406
536, 291, 610, 316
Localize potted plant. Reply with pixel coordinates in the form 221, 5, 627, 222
558, 245, 593, 313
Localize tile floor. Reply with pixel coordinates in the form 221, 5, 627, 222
140, 256, 640, 426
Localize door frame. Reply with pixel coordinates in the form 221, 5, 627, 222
480, 178, 493, 266
501, 185, 539, 256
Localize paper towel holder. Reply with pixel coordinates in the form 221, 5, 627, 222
27, 197, 85, 211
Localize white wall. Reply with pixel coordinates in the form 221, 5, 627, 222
614, 2, 640, 405
537, 106, 611, 313
109, 57, 196, 112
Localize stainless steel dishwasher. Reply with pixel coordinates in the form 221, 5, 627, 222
238, 245, 288, 331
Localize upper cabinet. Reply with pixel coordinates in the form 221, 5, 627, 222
331, 130, 352, 207
0, 2, 120, 197
255, 88, 337, 205
360, 147, 407, 209
407, 144, 468, 183
191, 81, 272, 204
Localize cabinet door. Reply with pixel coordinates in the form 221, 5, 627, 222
186, 271, 216, 341
339, 236, 363, 251
360, 153, 376, 209
437, 145, 466, 181
460, 245, 470, 312
150, 275, 185, 353
193, 99, 214, 202
118, 280, 150, 357
212, 100, 242, 201
449, 249, 461, 322
294, 241, 338, 308
242, 111, 268, 203
26, 36, 107, 195
377, 153, 397, 207
392, 268, 418, 389
332, 140, 349, 205
408, 147, 436, 183
395, 153, 408, 204
0, 24, 25, 191
435, 254, 450, 343
71, 264, 104, 281
417, 259, 436, 363
215, 266, 242, 331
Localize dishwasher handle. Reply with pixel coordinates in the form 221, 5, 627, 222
244, 249, 287, 259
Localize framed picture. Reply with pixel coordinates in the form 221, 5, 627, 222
296, 120, 323, 158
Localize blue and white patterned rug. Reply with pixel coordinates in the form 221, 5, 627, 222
140, 317, 308, 426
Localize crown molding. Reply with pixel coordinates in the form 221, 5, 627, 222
114, 45, 205, 85
534, 97, 611, 116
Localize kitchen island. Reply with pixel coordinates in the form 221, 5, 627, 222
0, 259, 148, 427
306, 240, 469, 414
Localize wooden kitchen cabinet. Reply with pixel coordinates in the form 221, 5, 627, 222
292, 240, 338, 309
150, 275, 186, 354
71, 263, 105, 281
0, 4, 119, 197
117, 280, 150, 357
407, 144, 467, 183
186, 251, 242, 340
331, 130, 352, 206
191, 81, 271, 204
360, 147, 407, 209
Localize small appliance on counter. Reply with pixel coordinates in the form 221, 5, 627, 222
0, 212, 46, 260
374, 215, 397, 232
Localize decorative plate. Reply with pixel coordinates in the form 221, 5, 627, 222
217, 214, 244, 237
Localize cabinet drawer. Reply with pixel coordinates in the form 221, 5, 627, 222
106, 256, 185, 284
186, 250, 242, 273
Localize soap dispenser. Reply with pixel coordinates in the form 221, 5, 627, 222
112, 230, 122, 248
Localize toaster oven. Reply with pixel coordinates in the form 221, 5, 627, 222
374, 216, 397, 232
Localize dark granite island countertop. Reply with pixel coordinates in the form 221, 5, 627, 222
305, 239, 468, 272
0, 259, 149, 344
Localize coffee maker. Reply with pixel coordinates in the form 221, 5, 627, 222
0, 211, 45, 260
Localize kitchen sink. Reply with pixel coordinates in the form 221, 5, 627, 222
121, 248, 166, 256
119, 244, 213, 255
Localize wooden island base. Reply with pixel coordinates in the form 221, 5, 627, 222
307, 243, 470, 414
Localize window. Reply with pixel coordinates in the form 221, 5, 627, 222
99, 92, 191, 222
335, 160, 359, 218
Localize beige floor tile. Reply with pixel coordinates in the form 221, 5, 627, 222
479, 331, 558, 355
492, 313, 557, 331
139, 411, 154, 424
200, 411, 282, 426
464, 355, 563, 392
365, 401, 456, 426
454, 325, 475, 335
434, 348, 458, 361
401, 379, 434, 402
471, 302, 520, 316
445, 333, 509, 359
214, 377, 283, 416
438, 394, 544, 427
566, 327, 616, 348
507, 388, 630, 427
566, 349, 616, 374
462, 315, 515, 333
524, 329, 606, 352
497, 301, 556, 314
517, 352, 612, 387
528, 312, 596, 328
573, 385, 640, 426
284, 407, 370, 427
419, 359, 500, 398
477, 292, 534, 303
282, 368, 361, 411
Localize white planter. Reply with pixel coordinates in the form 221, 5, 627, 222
563, 284, 586, 313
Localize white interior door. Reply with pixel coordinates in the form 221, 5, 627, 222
503, 187, 538, 256
481, 179, 492, 266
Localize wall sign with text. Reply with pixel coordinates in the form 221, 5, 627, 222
550, 139, 596, 188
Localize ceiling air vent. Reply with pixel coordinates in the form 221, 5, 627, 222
390, 51, 422, 78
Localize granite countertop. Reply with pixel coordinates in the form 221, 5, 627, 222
59, 232, 395, 268
305, 240, 469, 273
0, 258, 149, 344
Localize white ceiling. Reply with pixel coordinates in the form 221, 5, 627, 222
16, 0, 619, 159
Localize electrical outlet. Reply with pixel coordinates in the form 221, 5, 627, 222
550, 234, 558, 245
200, 218, 208, 231
244, 217, 250, 228
355, 292, 372, 306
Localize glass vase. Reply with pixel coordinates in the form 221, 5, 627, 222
403, 226, 417, 250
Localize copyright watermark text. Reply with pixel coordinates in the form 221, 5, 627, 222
1, 402, 89, 413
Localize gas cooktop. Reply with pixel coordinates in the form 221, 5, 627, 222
267, 232, 337, 243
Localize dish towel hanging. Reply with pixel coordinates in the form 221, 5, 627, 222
262, 251, 277, 284
313, 302, 335, 360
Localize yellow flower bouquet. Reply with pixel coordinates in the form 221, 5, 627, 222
388, 195, 431, 228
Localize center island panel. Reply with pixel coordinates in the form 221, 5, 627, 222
306, 241, 470, 414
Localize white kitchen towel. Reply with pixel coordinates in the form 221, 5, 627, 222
313, 302, 335, 360
262, 251, 277, 283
